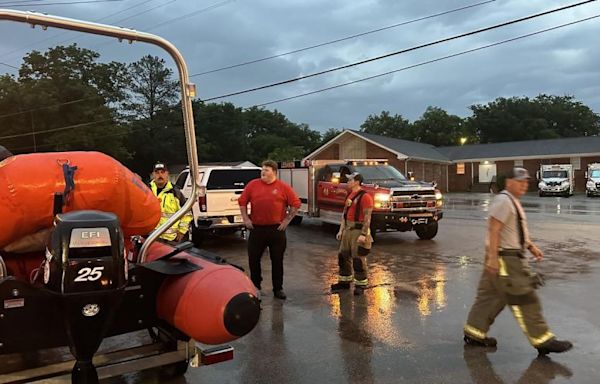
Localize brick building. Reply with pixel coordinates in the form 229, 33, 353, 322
304, 130, 600, 193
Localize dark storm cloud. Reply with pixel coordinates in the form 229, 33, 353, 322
1, 0, 599, 132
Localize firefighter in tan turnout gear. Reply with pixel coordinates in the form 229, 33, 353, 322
331, 172, 374, 296
464, 168, 572, 355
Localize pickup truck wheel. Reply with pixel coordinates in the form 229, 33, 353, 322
539, 191, 544, 197
290, 216, 303, 225
191, 224, 204, 247
415, 222, 438, 240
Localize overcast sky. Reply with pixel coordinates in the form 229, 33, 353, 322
1, 0, 599, 133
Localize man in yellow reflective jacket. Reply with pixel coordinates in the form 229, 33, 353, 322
149, 162, 192, 242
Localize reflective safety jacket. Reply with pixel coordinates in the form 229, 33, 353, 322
150, 181, 193, 241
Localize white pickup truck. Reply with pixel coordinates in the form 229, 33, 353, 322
175, 165, 261, 244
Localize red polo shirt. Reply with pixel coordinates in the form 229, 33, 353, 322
238, 178, 301, 225
345, 189, 374, 222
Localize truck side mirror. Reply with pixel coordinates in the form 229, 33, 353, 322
585, 171, 588, 179
331, 172, 341, 184
536, 171, 540, 179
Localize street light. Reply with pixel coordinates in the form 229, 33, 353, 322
460, 137, 467, 145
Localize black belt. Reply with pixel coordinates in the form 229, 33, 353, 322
345, 222, 363, 230
499, 249, 524, 258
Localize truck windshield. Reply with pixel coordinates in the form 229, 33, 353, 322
353, 165, 407, 181
542, 170, 568, 178
591, 170, 600, 178
207, 169, 261, 190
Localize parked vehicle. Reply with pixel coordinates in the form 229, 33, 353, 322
278, 159, 443, 240
537, 164, 574, 197
585, 163, 600, 197
176, 165, 261, 245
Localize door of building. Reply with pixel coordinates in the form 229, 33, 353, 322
478, 163, 497, 183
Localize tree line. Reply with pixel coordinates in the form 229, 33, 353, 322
1, 45, 599, 175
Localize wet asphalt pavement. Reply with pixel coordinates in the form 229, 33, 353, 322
106, 194, 600, 382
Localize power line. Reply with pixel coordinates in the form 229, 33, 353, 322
0, 96, 101, 120
0, 118, 113, 140
0, 0, 170, 62
190, 0, 497, 78
0, 0, 124, 7
200, 0, 597, 102
0, 61, 19, 69
145, 0, 234, 32
251, 14, 600, 108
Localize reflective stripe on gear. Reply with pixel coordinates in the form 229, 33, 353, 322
338, 275, 354, 282
150, 180, 192, 241
510, 305, 555, 346
354, 278, 368, 286
464, 324, 487, 340
498, 257, 509, 276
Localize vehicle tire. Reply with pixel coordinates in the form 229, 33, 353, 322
191, 224, 204, 247
538, 191, 544, 197
369, 225, 377, 242
415, 222, 438, 240
587, 191, 591, 197
290, 215, 303, 225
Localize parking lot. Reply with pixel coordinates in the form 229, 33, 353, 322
109, 193, 600, 383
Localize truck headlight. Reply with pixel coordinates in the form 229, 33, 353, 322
561, 181, 570, 189
374, 193, 390, 202
435, 191, 443, 200
538, 182, 546, 188
587, 180, 595, 188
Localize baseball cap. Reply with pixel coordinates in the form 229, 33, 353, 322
505, 167, 531, 180
153, 162, 167, 171
347, 172, 364, 184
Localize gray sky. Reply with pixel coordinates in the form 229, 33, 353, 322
1, 0, 599, 133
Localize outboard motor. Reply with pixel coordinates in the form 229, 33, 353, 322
44, 210, 127, 383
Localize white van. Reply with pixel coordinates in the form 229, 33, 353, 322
175, 165, 261, 244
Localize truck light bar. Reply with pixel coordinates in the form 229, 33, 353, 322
345, 159, 388, 166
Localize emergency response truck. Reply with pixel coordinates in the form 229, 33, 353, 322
585, 163, 600, 197
537, 164, 574, 197
279, 159, 444, 240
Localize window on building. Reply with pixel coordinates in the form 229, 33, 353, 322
514, 159, 523, 167
571, 157, 581, 170
456, 163, 465, 175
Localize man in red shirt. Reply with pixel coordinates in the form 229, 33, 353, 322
238, 160, 301, 300
331, 172, 374, 296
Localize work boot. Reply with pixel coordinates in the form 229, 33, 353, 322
536, 338, 573, 355
273, 290, 287, 300
464, 334, 498, 348
354, 286, 366, 296
331, 282, 351, 291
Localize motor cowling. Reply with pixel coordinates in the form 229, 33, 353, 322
44, 210, 127, 384
45, 210, 126, 293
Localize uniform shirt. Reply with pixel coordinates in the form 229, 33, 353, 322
487, 190, 530, 250
344, 189, 374, 222
238, 179, 301, 226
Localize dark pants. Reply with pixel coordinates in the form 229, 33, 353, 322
247, 225, 287, 291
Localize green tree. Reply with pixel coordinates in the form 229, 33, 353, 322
321, 128, 342, 144
125, 55, 179, 120
1, 45, 129, 158
359, 111, 412, 139
469, 95, 600, 143
411, 106, 466, 146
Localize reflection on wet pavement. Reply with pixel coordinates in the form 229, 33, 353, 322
4, 193, 599, 384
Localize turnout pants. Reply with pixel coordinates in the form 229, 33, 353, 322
248, 225, 286, 291
338, 224, 368, 286
464, 255, 554, 347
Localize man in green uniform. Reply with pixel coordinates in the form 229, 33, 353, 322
464, 167, 572, 355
